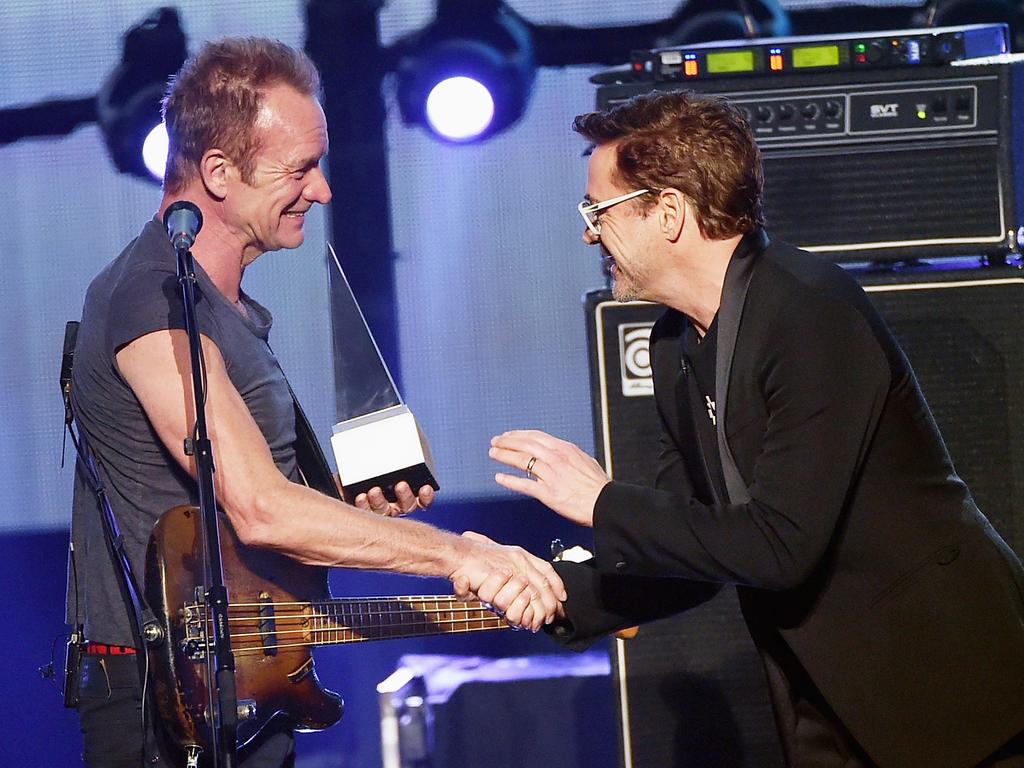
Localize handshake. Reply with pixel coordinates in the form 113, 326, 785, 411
353, 476, 567, 634
352, 428, 611, 634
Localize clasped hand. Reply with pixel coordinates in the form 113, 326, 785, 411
488, 429, 610, 528
450, 531, 567, 632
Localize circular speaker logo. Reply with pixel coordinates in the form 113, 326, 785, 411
619, 323, 654, 397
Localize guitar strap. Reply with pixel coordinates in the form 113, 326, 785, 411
61, 321, 158, 714
286, 379, 343, 501
264, 343, 342, 502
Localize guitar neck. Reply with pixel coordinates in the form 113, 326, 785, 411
307, 595, 507, 646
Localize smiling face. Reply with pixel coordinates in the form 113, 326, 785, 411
584, 142, 661, 302
223, 83, 332, 264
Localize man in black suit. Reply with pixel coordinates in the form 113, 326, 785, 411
487, 91, 1024, 767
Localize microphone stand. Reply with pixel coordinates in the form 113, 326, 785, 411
175, 240, 238, 768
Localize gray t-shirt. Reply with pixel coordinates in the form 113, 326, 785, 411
67, 218, 299, 646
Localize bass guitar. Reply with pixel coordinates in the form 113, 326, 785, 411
144, 504, 506, 765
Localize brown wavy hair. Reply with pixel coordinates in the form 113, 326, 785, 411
161, 38, 320, 193
573, 90, 764, 239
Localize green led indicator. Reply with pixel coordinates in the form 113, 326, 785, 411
917, 109, 927, 119
856, 43, 866, 53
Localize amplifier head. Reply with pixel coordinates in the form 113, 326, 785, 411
596, 62, 1024, 263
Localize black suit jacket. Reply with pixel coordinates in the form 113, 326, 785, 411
552, 231, 1024, 767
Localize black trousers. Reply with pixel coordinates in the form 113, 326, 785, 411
764, 643, 1024, 768
77, 653, 294, 768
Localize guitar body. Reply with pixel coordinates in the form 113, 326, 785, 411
145, 505, 343, 762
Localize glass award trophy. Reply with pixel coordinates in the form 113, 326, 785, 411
327, 244, 438, 501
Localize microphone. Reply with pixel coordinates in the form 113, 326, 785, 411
163, 201, 203, 252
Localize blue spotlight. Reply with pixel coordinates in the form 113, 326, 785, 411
394, 1, 535, 144
424, 77, 495, 142
142, 123, 169, 180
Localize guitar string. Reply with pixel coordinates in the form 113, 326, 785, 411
217, 613, 502, 630
223, 613, 499, 625
212, 603, 496, 623
229, 625, 509, 656
199, 608, 499, 623
207, 615, 505, 640
226, 605, 496, 618
201, 618, 509, 656
224, 615, 505, 634
178, 599, 510, 655
188, 610, 505, 642
209, 596, 484, 609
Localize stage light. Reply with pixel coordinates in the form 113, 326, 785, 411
96, 7, 187, 182
142, 123, 170, 180
424, 76, 496, 142
394, 0, 535, 144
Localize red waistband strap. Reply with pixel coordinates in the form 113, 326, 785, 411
82, 642, 137, 655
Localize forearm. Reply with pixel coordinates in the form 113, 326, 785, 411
223, 474, 470, 578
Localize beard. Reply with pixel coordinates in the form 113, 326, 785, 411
604, 245, 643, 302
611, 275, 641, 302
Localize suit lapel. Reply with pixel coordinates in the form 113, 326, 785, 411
715, 228, 769, 505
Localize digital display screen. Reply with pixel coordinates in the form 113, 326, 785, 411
706, 50, 755, 74
792, 44, 841, 69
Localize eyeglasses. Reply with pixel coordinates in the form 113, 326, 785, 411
577, 188, 653, 237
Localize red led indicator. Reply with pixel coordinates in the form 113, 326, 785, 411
684, 59, 699, 77
769, 54, 783, 71
856, 53, 867, 63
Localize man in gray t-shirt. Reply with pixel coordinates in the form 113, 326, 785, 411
69, 38, 565, 768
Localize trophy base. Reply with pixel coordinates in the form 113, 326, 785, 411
343, 463, 439, 503
331, 404, 439, 503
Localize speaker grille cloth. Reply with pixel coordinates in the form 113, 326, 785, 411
763, 142, 1003, 252
862, 274, 1024, 553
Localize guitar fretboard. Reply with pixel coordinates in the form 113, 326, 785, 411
207, 595, 508, 656
308, 596, 506, 645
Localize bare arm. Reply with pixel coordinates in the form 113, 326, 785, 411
116, 329, 565, 629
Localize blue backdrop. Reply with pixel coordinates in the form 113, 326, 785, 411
0, 1, 701, 765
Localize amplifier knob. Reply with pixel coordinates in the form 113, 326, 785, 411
866, 41, 885, 64
738, 106, 753, 123
777, 103, 795, 120
801, 103, 819, 120
823, 100, 842, 119
755, 105, 774, 123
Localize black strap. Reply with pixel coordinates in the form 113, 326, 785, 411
62, 321, 160, 650
263, 342, 341, 502
289, 382, 342, 501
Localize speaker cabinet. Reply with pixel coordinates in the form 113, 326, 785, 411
859, 265, 1024, 552
585, 266, 1024, 768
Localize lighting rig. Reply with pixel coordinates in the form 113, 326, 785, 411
0, 7, 185, 183
1, 0, 1020, 396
